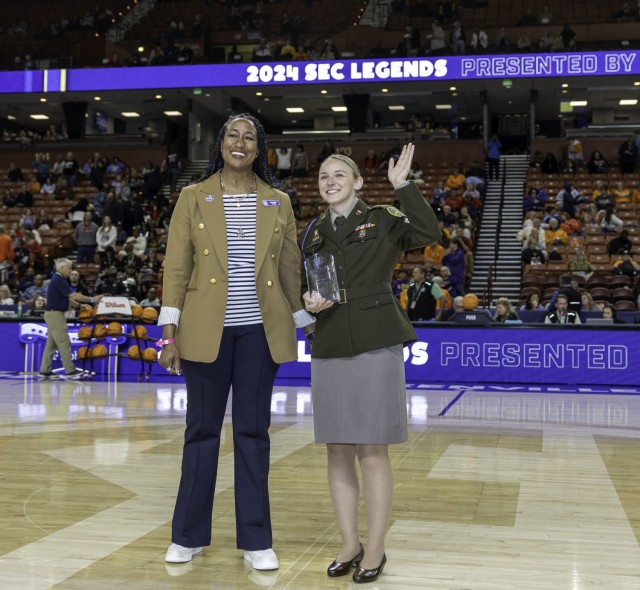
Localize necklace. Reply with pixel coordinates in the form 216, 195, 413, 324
220, 170, 257, 238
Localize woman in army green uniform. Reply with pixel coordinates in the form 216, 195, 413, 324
301, 144, 441, 583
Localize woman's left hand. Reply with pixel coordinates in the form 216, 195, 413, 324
388, 143, 415, 189
303, 291, 334, 313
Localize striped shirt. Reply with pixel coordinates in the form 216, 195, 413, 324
223, 192, 262, 326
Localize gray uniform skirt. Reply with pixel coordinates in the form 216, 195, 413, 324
311, 345, 408, 444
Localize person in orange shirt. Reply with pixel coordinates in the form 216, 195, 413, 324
0, 224, 15, 284
544, 218, 568, 246
445, 165, 466, 190
423, 242, 445, 267
612, 181, 632, 204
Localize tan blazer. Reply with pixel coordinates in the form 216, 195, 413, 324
162, 171, 302, 363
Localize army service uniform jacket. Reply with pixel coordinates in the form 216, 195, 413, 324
162, 171, 303, 364
301, 181, 441, 358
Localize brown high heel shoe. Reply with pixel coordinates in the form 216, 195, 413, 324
352, 553, 386, 584
327, 544, 364, 577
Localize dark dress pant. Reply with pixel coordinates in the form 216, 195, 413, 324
171, 323, 279, 550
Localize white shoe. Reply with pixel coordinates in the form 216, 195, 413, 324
165, 543, 203, 563
243, 548, 279, 570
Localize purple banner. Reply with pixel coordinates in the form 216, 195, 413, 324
0, 322, 638, 387
0, 51, 637, 94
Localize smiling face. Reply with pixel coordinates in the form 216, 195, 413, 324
318, 156, 363, 211
221, 118, 258, 172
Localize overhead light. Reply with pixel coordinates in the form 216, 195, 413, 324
449, 86, 456, 91
7, 115, 16, 120
30, 114, 49, 120
635, 81, 640, 86
562, 83, 569, 88
94, 96, 101, 101
121, 112, 140, 117
320, 89, 327, 94
619, 99, 638, 106
569, 100, 587, 107
286, 107, 304, 113
332, 106, 347, 112
163, 110, 182, 116
388, 105, 405, 111
435, 104, 452, 110
256, 91, 263, 96
40, 98, 47, 103
282, 129, 350, 135
138, 46, 145, 53
561, 89, 568, 94
381, 88, 389, 93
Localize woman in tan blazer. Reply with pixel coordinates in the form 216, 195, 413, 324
158, 114, 312, 569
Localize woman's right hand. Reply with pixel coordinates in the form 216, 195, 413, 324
303, 291, 334, 314
159, 343, 181, 375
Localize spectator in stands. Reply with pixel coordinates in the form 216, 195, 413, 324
15, 183, 33, 208
560, 24, 577, 50
103, 191, 124, 227
544, 293, 580, 324
96, 216, 117, 263
18, 267, 35, 295
94, 266, 126, 296
593, 186, 615, 211
612, 181, 632, 204
290, 144, 308, 177
486, 134, 501, 180
68, 270, 91, 296
7, 162, 24, 183
139, 286, 161, 308
442, 239, 465, 297
408, 161, 425, 184
522, 236, 548, 266
446, 165, 466, 190
404, 266, 443, 321
541, 152, 559, 174
530, 151, 544, 169
32, 153, 50, 184
449, 20, 466, 54
275, 145, 293, 178
618, 136, 638, 174
539, 5, 553, 24
426, 21, 446, 55
545, 218, 568, 247
570, 250, 594, 279
392, 269, 410, 297
73, 212, 99, 263
438, 204, 457, 229
614, 2, 637, 21
252, 38, 273, 61
319, 37, 340, 59
493, 27, 510, 51
548, 274, 582, 313
470, 29, 489, 53
493, 297, 518, 322
423, 240, 445, 268
602, 303, 627, 322
597, 207, 624, 233
62, 152, 79, 187
0, 284, 15, 305
581, 292, 602, 312
116, 242, 141, 271
126, 226, 148, 257
36, 208, 51, 231
316, 139, 336, 165
22, 274, 47, 305
566, 138, 584, 168
612, 252, 640, 277
608, 230, 633, 255
587, 150, 609, 175
40, 176, 57, 196
161, 152, 181, 194
228, 44, 243, 62
520, 292, 543, 312
29, 295, 46, 317
523, 187, 546, 212
556, 182, 581, 217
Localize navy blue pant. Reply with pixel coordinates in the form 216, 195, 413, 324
171, 324, 279, 550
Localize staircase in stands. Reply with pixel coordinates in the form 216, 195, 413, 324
469, 154, 530, 304
161, 160, 209, 200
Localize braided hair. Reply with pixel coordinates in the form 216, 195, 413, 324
198, 113, 274, 185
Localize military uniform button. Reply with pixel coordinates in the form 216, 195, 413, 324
198, 223, 205, 230
271, 253, 276, 260
274, 227, 280, 233
209, 278, 217, 284
267, 280, 273, 287
204, 249, 209, 256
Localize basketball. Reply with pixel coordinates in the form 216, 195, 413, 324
106, 322, 123, 336
141, 306, 158, 323
78, 326, 93, 341
78, 307, 93, 323
131, 304, 143, 318
142, 347, 158, 363
131, 325, 148, 340
91, 344, 108, 358
93, 324, 107, 339
127, 345, 141, 360
463, 293, 479, 311
77, 346, 90, 359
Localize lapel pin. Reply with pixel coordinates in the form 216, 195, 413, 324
205, 195, 214, 202
262, 200, 280, 207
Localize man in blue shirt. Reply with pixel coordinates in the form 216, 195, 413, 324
39, 258, 102, 378
486, 134, 502, 180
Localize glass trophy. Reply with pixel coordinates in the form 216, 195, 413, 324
306, 252, 340, 302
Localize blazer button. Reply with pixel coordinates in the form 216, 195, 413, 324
271, 253, 276, 260
274, 227, 280, 233
209, 278, 217, 284
203, 249, 209, 256
198, 223, 205, 230
267, 280, 273, 287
